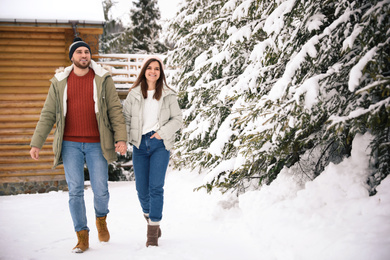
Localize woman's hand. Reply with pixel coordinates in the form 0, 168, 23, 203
151, 132, 162, 140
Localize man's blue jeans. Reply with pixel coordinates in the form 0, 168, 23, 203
62, 141, 109, 232
132, 131, 170, 222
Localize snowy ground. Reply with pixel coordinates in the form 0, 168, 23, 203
0, 134, 389, 260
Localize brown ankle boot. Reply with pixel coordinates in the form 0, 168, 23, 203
96, 216, 110, 242
72, 230, 89, 253
146, 224, 160, 247
144, 214, 162, 238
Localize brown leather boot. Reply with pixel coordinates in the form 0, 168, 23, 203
72, 230, 89, 253
146, 224, 160, 247
96, 216, 110, 242
143, 214, 162, 238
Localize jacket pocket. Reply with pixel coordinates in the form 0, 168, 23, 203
160, 107, 170, 124
102, 125, 115, 150
101, 96, 114, 131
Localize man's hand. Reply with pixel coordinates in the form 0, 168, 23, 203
30, 147, 40, 160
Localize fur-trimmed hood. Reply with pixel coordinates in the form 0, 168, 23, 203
53, 60, 112, 81
50, 60, 114, 118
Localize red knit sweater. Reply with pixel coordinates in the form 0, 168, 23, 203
63, 69, 100, 143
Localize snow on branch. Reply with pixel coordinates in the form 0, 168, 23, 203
328, 96, 390, 128
348, 47, 378, 92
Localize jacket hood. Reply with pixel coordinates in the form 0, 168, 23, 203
129, 85, 177, 101
53, 60, 111, 82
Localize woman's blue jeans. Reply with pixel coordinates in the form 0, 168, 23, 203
62, 141, 109, 232
132, 131, 170, 222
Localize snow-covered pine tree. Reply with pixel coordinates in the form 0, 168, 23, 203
166, 0, 243, 182
167, 0, 390, 194
100, 0, 131, 53
129, 0, 167, 53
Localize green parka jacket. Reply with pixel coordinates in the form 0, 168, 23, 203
123, 85, 182, 150
30, 60, 127, 168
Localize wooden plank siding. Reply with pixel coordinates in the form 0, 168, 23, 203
0, 25, 102, 194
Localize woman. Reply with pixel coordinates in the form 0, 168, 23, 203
123, 56, 182, 247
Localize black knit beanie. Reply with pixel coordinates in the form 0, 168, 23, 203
68, 37, 92, 60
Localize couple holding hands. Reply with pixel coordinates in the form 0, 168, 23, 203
30, 37, 182, 252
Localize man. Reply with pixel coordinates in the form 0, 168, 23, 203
30, 37, 127, 253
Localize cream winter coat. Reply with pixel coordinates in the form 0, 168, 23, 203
123, 85, 182, 150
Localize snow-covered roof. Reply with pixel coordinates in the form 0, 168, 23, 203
0, 0, 105, 24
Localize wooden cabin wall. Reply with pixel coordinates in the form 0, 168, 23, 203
0, 25, 103, 195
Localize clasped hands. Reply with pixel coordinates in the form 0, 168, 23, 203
115, 141, 127, 155
115, 133, 161, 155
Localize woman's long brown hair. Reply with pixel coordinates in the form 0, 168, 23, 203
129, 58, 168, 101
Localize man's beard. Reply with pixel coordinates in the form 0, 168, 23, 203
73, 59, 91, 69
